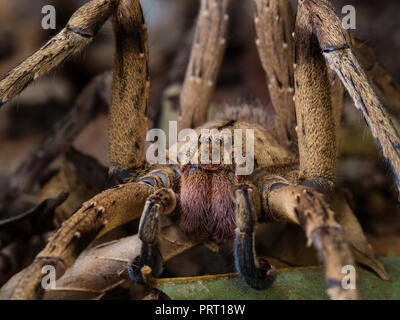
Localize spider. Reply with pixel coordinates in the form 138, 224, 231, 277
0, 0, 399, 300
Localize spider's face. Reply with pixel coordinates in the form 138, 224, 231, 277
174, 119, 296, 244
195, 132, 235, 171
175, 128, 235, 171
172, 125, 236, 243
176, 122, 251, 243
175, 121, 256, 175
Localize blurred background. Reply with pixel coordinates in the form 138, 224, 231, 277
0, 0, 399, 289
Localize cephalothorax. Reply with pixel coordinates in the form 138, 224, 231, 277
0, 0, 399, 300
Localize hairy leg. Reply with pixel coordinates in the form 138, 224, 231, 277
294, 1, 337, 183
7, 164, 180, 299
328, 70, 344, 152
109, 0, 149, 172
261, 176, 359, 299
0, 0, 150, 177
350, 34, 400, 120
178, 0, 232, 130
2, 226, 197, 300
9, 181, 154, 299
300, 0, 400, 192
128, 188, 177, 283
0, 0, 118, 105
253, 0, 296, 150
232, 184, 277, 290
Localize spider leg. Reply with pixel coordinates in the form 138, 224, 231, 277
8, 181, 154, 299
109, 0, 149, 172
0, 0, 118, 105
261, 176, 359, 299
178, 0, 232, 130
300, 0, 400, 192
0, 0, 149, 174
293, 0, 337, 185
328, 70, 344, 151
233, 184, 277, 290
6, 166, 180, 299
350, 34, 400, 120
253, 0, 296, 150
128, 188, 177, 284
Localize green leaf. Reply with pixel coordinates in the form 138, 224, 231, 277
157, 257, 400, 300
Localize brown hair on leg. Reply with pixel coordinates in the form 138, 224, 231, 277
294, 1, 337, 182
178, 0, 232, 130
0, 0, 118, 105
302, 0, 400, 192
109, 0, 149, 172
254, 0, 297, 150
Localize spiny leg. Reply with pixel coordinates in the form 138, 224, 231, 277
300, 0, 400, 192
253, 0, 296, 150
293, 0, 337, 187
1, 224, 198, 300
9, 181, 155, 300
178, 0, 232, 130
232, 184, 277, 290
0, 0, 118, 105
128, 188, 177, 283
261, 177, 359, 300
7, 165, 179, 299
350, 34, 400, 120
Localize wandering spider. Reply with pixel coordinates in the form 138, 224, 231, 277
0, 0, 399, 300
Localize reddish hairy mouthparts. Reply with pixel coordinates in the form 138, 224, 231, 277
179, 166, 238, 243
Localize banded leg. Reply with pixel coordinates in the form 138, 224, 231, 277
233, 184, 277, 290
261, 177, 359, 300
254, 0, 296, 150
300, 0, 400, 192
0, 0, 118, 105
178, 0, 232, 130
128, 166, 181, 282
9, 182, 155, 300
128, 188, 177, 283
